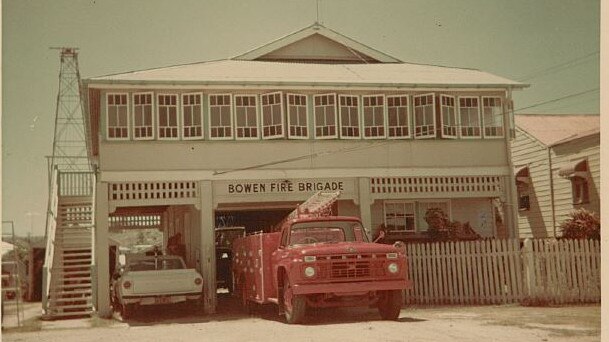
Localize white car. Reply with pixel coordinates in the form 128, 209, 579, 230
111, 254, 203, 319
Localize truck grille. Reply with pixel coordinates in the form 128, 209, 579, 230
330, 260, 371, 279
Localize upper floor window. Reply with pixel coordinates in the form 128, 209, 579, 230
132, 93, 153, 140
107, 93, 129, 140
339, 95, 360, 139
459, 97, 481, 138
384, 201, 415, 232
482, 96, 504, 138
261, 92, 284, 139
440, 95, 457, 138
209, 94, 233, 140
157, 94, 179, 140
387, 95, 410, 139
182, 93, 203, 140
286, 93, 308, 139
234, 95, 259, 140
314, 94, 337, 139
413, 93, 436, 139
363, 95, 385, 139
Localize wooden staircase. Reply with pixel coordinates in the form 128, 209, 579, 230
45, 198, 94, 318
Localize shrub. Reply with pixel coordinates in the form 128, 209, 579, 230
425, 207, 480, 241
560, 208, 600, 240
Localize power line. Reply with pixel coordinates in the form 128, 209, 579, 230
514, 88, 599, 113
517, 51, 599, 82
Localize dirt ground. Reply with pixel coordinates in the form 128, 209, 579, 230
1, 295, 601, 342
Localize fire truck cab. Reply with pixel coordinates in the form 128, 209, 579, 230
232, 192, 412, 324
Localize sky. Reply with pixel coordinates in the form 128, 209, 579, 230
1, 0, 600, 237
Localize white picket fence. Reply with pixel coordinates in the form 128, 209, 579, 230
403, 238, 601, 305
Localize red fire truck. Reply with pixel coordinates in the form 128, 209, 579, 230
232, 191, 412, 324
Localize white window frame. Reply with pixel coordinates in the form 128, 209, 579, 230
440, 94, 458, 139
386, 95, 411, 139
413, 93, 436, 139
362, 94, 386, 139
181, 92, 203, 140
106, 93, 130, 141
208, 94, 233, 141
156, 94, 180, 141
417, 200, 452, 232
286, 93, 309, 139
338, 94, 361, 139
313, 93, 338, 139
383, 200, 416, 233
482, 96, 504, 139
234, 94, 259, 140
131, 92, 154, 141
458, 96, 482, 139
260, 91, 285, 139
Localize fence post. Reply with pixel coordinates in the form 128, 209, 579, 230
522, 238, 535, 300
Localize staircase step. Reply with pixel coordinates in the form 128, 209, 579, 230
52, 289, 92, 296
48, 296, 91, 303
48, 303, 93, 310
61, 259, 92, 264
54, 283, 92, 290
52, 276, 92, 283
59, 243, 92, 249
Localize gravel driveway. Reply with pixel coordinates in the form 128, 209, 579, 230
2, 296, 600, 342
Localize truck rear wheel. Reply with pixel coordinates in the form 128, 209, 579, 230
283, 274, 306, 324
378, 290, 402, 320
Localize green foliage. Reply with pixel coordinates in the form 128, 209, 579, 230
560, 208, 600, 240
424, 207, 481, 242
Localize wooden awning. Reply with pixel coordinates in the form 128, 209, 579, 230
558, 159, 588, 178
514, 165, 530, 184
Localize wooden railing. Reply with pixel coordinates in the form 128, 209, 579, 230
59, 171, 94, 197
403, 238, 601, 305
42, 167, 60, 314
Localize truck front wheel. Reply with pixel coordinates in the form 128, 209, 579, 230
283, 274, 306, 324
378, 290, 402, 320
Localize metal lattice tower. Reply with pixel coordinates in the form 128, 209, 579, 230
50, 47, 91, 172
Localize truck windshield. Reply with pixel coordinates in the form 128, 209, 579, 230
288, 221, 368, 246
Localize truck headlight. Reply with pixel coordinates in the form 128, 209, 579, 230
304, 266, 316, 278
387, 263, 399, 274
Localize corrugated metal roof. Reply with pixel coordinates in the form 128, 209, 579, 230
515, 114, 600, 146
87, 59, 524, 88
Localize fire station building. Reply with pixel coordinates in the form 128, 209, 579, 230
82, 23, 526, 317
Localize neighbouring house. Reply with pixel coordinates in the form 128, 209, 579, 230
511, 114, 600, 238
72, 23, 526, 316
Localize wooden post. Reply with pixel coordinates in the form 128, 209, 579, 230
94, 182, 112, 318
199, 180, 216, 314
522, 238, 535, 301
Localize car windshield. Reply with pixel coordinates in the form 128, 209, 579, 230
288, 221, 368, 246
126, 257, 184, 271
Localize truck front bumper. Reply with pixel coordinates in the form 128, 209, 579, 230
292, 279, 412, 295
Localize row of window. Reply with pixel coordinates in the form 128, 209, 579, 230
383, 200, 450, 232
105, 92, 506, 141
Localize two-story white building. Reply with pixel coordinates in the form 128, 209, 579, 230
82, 23, 526, 317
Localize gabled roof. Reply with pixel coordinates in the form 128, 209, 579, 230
87, 60, 524, 88
233, 23, 401, 63
515, 114, 600, 147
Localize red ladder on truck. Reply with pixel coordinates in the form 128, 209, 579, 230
274, 191, 341, 231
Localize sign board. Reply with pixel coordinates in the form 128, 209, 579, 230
213, 178, 358, 203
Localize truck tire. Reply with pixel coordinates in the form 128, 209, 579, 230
283, 274, 306, 324
378, 290, 402, 320
121, 303, 135, 320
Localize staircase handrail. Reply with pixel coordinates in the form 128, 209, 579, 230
42, 167, 60, 313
